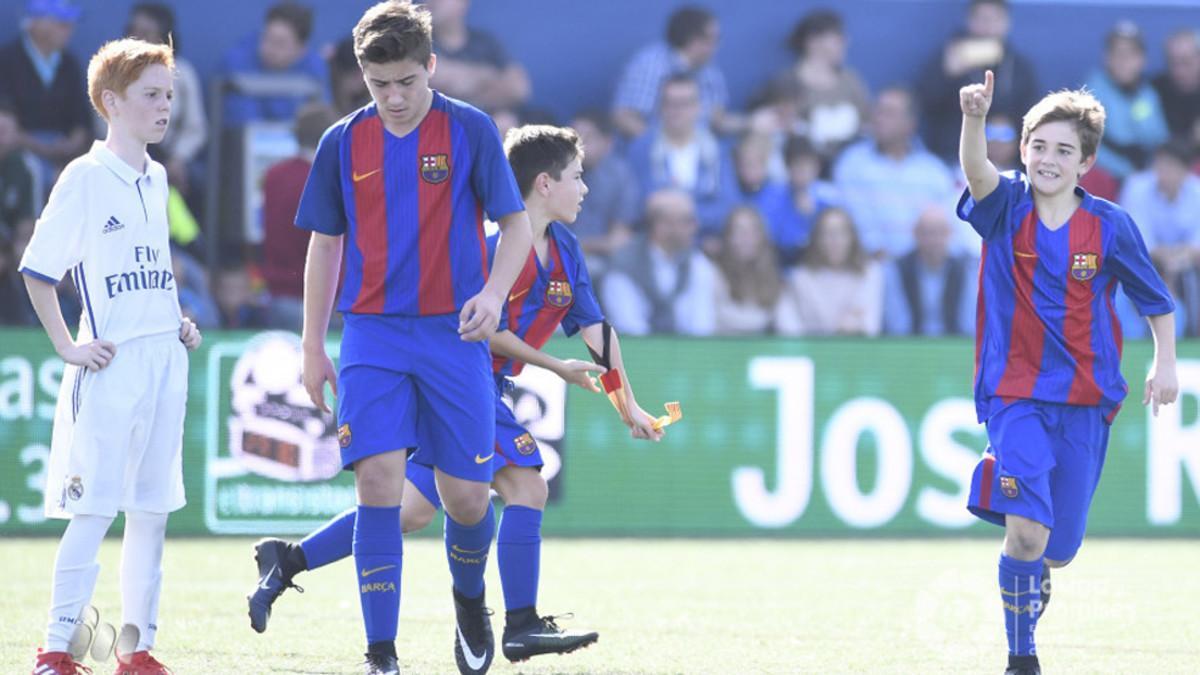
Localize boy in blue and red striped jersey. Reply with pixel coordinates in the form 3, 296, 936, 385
958, 71, 1179, 675
249, 125, 663, 669
283, 2, 532, 673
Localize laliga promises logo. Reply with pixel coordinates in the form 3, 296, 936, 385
227, 332, 340, 482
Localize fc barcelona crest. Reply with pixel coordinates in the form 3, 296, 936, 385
420, 154, 449, 184
1071, 252, 1098, 282
338, 423, 352, 448
545, 279, 573, 307
514, 432, 537, 456
1000, 476, 1019, 499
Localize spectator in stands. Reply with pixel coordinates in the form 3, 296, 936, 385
329, 37, 370, 116
0, 100, 36, 242
172, 246, 220, 329
570, 110, 638, 277
1086, 21, 1169, 182
744, 79, 803, 182
764, 9, 869, 164
10, 215, 78, 328
756, 134, 840, 267
220, 2, 327, 127
603, 189, 717, 335
713, 206, 781, 335
125, 2, 207, 197
612, 6, 737, 138
1152, 29, 1200, 143
1119, 141, 1200, 335
776, 206, 882, 336
0, 0, 91, 191
916, 0, 1038, 163
984, 113, 1021, 172
260, 103, 337, 330
733, 132, 775, 200
0, 229, 35, 325
833, 85, 956, 259
214, 262, 266, 328
883, 205, 977, 336
425, 0, 530, 111
627, 74, 738, 247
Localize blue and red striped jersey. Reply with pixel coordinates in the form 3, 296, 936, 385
959, 171, 1174, 423
294, 93, 525, 316
491, 223, 604, 377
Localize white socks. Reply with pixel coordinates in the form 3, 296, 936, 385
45, 514, 113, 652
120, 511, 168, 652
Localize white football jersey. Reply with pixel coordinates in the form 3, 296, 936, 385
20, 141, 182, 345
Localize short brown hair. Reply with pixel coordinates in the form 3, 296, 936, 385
266, 2, 313, 44
1021, 89, 1106, 159
353, 1, 432, 66
503, 125, 583, 199
87, 38, 175, 122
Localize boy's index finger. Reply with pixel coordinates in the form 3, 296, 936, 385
983, 69, 994, 97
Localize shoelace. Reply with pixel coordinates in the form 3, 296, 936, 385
361, 653, 397, 672
116, 652, 174, 674
538, 612, 574, 633
270, 566, 305, 595
42, 654, 93, 675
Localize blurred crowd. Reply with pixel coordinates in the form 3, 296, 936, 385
1, 0, 1198, 337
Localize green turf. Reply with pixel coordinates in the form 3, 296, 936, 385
2, 538, 1198, 673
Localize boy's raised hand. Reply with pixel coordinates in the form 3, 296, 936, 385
960, 69, 995, 118
554, 359, 605, 393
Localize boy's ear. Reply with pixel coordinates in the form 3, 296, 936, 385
535, 171, 552, 196
1078, 152, 1097, 177
102, 89, 118, 117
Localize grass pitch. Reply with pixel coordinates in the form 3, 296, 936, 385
1, 538, 1197, 673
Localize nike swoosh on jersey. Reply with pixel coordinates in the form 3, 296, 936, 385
457, 625, 489, 670
352, 168, 381, 182
360, 564, 396, 578
474, 453, 495, 464
507, 288, 529, 303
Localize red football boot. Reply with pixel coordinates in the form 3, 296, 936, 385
112, 652, 171, 675
31, 649, 92, 675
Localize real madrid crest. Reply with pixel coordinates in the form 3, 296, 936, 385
67, 475, 85, 501
1070, 252, 1098, 282
420, 153, 449, 184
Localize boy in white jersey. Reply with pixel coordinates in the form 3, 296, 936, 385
19, 38, 200, 675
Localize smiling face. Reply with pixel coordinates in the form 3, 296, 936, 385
107, 63, 174, 145
1020, 119, 1095, 197
362, 57, 435, 130
542, 155, 588, 224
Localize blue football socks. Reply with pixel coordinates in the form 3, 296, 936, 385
999, 553, 1044, 656
497, 505, 542, 613
354, 505, 403, 650
444, 502, 496, 599
300, 508, 356, 571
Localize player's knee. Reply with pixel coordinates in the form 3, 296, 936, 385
401, 502, 436, 534
441, 490, 491, 525
1004, 520, 1049, 559
495, 469, 547, 510
356, 469, 402, 505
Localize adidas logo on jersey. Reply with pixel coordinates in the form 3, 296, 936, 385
103, 215, 124, 234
